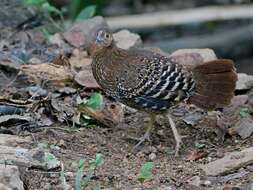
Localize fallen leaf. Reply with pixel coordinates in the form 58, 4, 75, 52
186, 149, 208, 161
77, 98, 124, 127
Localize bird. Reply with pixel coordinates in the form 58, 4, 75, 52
89, 28, 238, 156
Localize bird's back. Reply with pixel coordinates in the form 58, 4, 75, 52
92, 47, 195, 112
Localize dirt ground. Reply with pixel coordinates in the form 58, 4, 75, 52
0, 5, 253, 190
18, 110, 253, 190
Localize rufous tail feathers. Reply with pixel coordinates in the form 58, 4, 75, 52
188, 59, 238, 110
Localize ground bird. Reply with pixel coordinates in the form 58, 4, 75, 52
90, 28, 238, 156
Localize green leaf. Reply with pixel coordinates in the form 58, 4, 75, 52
239, 107, 250, 118
94, 153, 104, 167
42, 2, 61, 14
76, 5, 96, 21
79, 114, 92, 125
75, 159, 85, 190
83, 93, 103, 110
138, 162, 154, 183
195, 142, 205, 149
89, 153, 104, 170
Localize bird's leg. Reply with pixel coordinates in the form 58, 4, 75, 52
132, 113, 156, 152
165, 114, 183, 157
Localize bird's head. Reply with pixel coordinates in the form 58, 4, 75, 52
95, 29, 113, 47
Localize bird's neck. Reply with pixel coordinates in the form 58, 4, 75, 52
91, 45, 128, 97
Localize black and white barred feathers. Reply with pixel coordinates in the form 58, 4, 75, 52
92, 47, 195, 112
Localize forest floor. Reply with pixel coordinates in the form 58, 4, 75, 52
0, 12, 253, 190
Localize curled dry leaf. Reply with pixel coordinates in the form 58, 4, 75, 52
78, 99, 124, 127
186, 149, 208, 161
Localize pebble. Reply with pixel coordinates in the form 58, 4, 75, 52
187, 176, 200, 187
149, 152, 157, 160
201, 180, 212, 187
246, 165, 253, 172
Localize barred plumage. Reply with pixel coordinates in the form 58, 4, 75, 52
92, 47, 195, 112
90, 29, 237, 156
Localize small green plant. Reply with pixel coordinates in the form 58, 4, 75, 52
73, 153, 104, 190
75, 159, 85, 190
60, 163, 68, 190
83, 153, 104, 186
23, 0, 97, 34
24, 0, 65, 31
239, 107, 250, 118
78, 93, 103, 126
138, 162, 154, 183
195, 142, 205, 149
44, 152, 60, 169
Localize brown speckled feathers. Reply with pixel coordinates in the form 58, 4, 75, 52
91, 33, 237, 112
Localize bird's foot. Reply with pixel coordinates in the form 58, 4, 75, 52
132, 131, 151, 153
167, 114, 187, 157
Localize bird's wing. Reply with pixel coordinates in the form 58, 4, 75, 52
116, 50, 195, 111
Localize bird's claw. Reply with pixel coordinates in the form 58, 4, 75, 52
132, 131, 151, 153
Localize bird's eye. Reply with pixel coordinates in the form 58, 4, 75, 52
105, 34, 109, 38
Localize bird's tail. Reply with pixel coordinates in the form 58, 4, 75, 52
188, 59, 237, 110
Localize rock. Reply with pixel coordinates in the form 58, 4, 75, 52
28, 57, 42, 64
207, 171, 249, 183
200, 147, 253, 176
232, 117, 253, 139
0, 165, 24, 190
187, 176, 201, 187
236, 73, 253, 90
0, 183, 12, 190
148, 153, 157, 161
0, 134, 60, 170
49, 33, 65, 47
113, 30, 142, 50
62, 16, 109, 48
183, 112, 203, 126
246, 165, 253, 172
74, 69, 100, 89
201, 180, 211, 187
170, 48, 217, 62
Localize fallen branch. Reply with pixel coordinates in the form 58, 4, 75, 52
106, 5, 253, 29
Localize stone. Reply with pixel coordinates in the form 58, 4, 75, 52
187, 176, 201, 187
148, 153, 157, 161
48, 33, 65, 47
113, 30, 142, 50
0, 134, 60, 170
200, 147, 253, 176
170, 48, 217, 62
0, 183, 12, 190
62, 16, 109, 48
0, 165, 24, 190
236, 73, 253, 90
